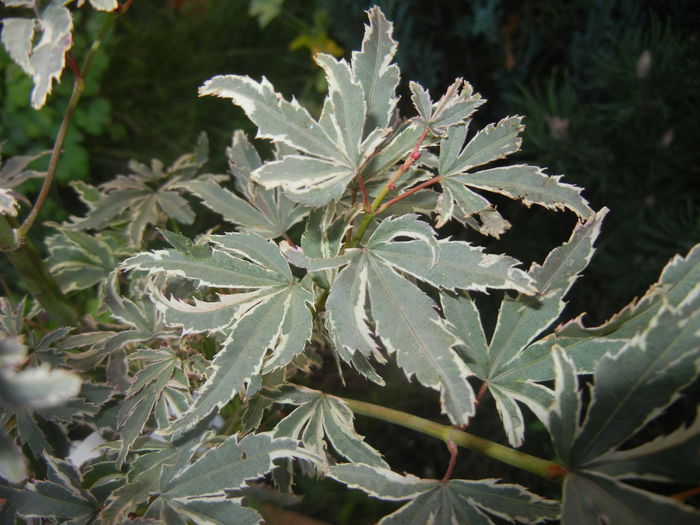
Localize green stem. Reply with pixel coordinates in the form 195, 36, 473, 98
17, 9, 124, 240
338, 396, 567, 482
346, 211, 376, 248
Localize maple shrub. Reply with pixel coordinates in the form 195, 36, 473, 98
0, 3, 699, 524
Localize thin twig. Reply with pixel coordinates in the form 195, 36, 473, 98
382, 127, 429, 194
441, 441, 459, 482
376, 175, 441, 215
342, 127, 431, 249
17, 8, 125, 241
356, 172, 371, 212
475, 381, 489, 408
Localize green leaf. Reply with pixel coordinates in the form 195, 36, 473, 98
163, 432, 316, 499
288, 214, 542, 424
570, 288, 700, 465
46, 227, 127, 293
253, 154, 355, 205
179, 177, 306, 239
127, 232, 312, 434
99, 431, 203, 523
454, 164, 593, 219
166, 290, 297, 435
553, 243, 700, 344
0, 144, 47, 189
0, 481, 95, 520
409, 79, 484, 134
441, 210, 606, 446
69, 138, 209, 246
123, 246, 286, 289
499, 331, 626, 384
315, 53, 366, 165
328, 463, 559, 524
15, 408, 53, 457
351, 6, 400, 132
365, 254, 474, 424
488, 209, 606, 376
372, 239, 535, 295
324, 256, 380, 362
589, 414, 700, 484
561, 470, 700, 525
435, 178, 493, 229
116, 349, 179, 468
273, 386, 388, 467
163, 497, 261, 525
0, 458, 98, 520
440, 292, 489, 377
439, 117, 524, 176
546, 349, 581, 461
199, 75, 341, 161
362, 122, 425, 182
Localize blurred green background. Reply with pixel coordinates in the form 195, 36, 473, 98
2, 1, 699, 522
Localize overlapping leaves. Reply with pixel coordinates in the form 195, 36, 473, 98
178, 130, 308, 239
68, 133, 215, 247
199, 6, 400, 205
115, 347, 190, 469
271, 385, 387, 468
0, 429, 315, 525
283, 214, 535, 425
328, 463, 559, 524
123, 231, 313, 434
544, 276, 700, 524
441, 209, 607, 446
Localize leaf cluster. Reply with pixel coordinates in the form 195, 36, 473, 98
0, 5, 698, 524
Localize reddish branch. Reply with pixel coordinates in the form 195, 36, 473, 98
376, 175, 441, 215
441, 441, 459, 482
356, 173, 371, 212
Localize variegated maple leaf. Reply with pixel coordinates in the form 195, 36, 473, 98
122, 231, 313, 434
177, 130, 308, 239
283, 214, 536, 425
442, 209, 607, 446
68, 133, 218, 247
199, 7, 401, 206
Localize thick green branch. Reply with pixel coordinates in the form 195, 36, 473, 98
338, 396, 567, 482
